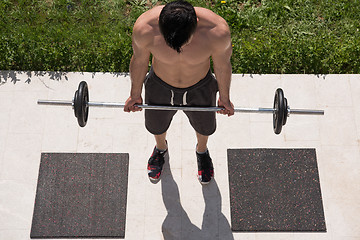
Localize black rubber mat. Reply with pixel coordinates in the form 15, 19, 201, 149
227, 149, 326, 232
30, 153, 129, 238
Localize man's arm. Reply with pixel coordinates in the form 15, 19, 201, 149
124, 21, 151, 112
211, 22, 234, 116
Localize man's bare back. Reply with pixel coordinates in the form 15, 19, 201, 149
125, 3, 233, 116
133, 6, 232, 88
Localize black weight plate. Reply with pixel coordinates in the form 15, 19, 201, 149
283, 97, 288, 126
76, 81, 89, 127
273, 88, 285, 134
74, 88, 83, 126
73, 90, 80, 118
82, 82, 89, 126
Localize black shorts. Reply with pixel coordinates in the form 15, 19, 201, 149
144, 67, 219, 136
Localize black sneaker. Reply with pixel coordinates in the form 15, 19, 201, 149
196, 150, 214, 185
147, 146, 167, 180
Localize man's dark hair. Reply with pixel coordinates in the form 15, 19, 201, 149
159, 0, 197, 53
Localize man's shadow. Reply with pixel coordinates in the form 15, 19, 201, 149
160, 151, 234, 240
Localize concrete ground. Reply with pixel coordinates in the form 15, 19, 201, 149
0, 71, 359, 240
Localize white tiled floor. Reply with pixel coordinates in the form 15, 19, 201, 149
0, 72, 359, 240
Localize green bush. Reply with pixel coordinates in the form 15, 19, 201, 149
0, 0, 359, 73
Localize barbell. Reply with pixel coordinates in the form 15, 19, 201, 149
37, 81, 324, 134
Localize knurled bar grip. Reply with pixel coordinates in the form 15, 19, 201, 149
37, 100, 324, 115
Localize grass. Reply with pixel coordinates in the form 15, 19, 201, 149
218, 0, 360, 73
0, 0, 360, 73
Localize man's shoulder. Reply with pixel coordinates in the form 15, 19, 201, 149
133, 6, 163, 34
195, 8, 231, 51
196, 7, 230, 35
133, 6, 163, 47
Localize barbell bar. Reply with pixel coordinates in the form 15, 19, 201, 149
37, 81, 324, 134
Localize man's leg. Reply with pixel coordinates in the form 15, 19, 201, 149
196, 131, 209, 152
155, 132, 168, 150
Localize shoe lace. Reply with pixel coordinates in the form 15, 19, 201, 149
150, 150, 165, 166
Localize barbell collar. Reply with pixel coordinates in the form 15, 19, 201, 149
288, 108, 324, 115
38, 100, 73, 106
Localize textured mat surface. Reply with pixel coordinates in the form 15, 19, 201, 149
227, 149, 326, 232
31, 153, 129, 238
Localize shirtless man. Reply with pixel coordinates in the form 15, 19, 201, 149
124, 0, 234, 184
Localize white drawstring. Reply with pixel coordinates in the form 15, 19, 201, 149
170, 90, 174, 106
182, 91, 188, 106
